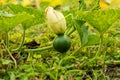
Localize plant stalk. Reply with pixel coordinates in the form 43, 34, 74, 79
105, 60, 120, 65
4, 32, 9, 48
66, 26, 75, 36
12, 29, 25, 51
24, 45, 53, 52
95, 34, 103, 57
2, 40, 17, 68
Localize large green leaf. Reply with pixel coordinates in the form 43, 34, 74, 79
77, 9, 120, 34
0, 12, 33, 32
8, 4, 45, 29
81, 25, 89, 46
75, 20, 100, 46
75, 20, 87, 46
87, 34, 100, 46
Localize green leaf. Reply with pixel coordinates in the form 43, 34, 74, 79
0, 12, 33, 32
75, 20, 88, 46
87, 34, 100, 46
1, 59, 12, 65
81, 25, 89, 46
0, 4, 2, 10
3, 75, 9, 80
46, 72, 56, 80
20, 76, 28, 80
9, 72, 16, 80
59, 56, 77, 66
89, 0, 100, 11
8, 4, 45, 29
77, 9, 120, 34
78, 0, 86, 11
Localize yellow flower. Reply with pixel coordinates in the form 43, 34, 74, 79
45, 6, 66, 35
0, 0, 7, 5
100, 0, 109, 9
41, 0, 61, 7
11, 0, 18, 4
21, 0, 31, 7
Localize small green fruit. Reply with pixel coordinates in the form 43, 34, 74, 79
53, 35, 71, 53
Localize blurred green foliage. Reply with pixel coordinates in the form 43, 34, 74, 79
0, 0, 120, 80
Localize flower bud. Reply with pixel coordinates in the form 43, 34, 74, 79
45, 6, 66, 35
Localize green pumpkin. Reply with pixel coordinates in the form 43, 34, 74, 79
53, 35, 71, 53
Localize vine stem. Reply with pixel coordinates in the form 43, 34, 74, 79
95, 34, 103, 57
2, 40, 17, 68
66, 26, 75, 36
95, 33, 105, 71
105, 60, 120, 65
24, 45, 53, 52
5, 33, 9, 47
2, 32, 9, 47
65, 13, 73, 19
65, 13, 75, 36
70, 47, 83, 56
12, 29, 25, 51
